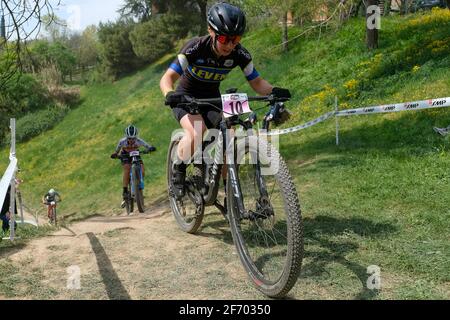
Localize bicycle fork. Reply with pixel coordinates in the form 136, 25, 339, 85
221, 123, 247, 220
223, 123, 273, 221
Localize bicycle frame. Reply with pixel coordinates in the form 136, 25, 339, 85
45, 201, 57, 224
175, 92, 288, 210
202, 114, 268, 217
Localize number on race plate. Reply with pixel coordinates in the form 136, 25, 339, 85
222, 93, 252, 118
129, 151, 140, 156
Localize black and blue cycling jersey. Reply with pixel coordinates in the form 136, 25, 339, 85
169, 35, 260, 99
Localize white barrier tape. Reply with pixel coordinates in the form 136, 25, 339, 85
0, 157, 17, 207
336, 97, 450, 116
265, 97, 450, 136
267, 111, 336, 136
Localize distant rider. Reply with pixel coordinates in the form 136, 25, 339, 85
42, 188, 61, 221
110, 125, 156, 206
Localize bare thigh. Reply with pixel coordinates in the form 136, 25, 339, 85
178, 114, 207, 162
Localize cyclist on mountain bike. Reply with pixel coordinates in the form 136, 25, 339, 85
42, 188, 61, 221
160, 2, 291, 199
110, 125, 156, 205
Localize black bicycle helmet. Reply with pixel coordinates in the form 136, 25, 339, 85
125, 125, 138, 138
207, 2, 246, 36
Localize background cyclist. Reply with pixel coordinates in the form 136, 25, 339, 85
42, 188, 61, 221
110, 125, 156, 206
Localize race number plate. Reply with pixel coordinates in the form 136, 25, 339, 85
221, 93, 252, 118
129, 151, 140, 157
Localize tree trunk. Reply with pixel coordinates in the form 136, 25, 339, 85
385, 0, 392, 15
282, 11, 288, 53
151, 3, 159, 15
0, 15, 5, 40
401, 0, 410, 14
379, 0, 385, 15
353, 0, 365, 17
287, 10, 293, 26
197, 0, 208, 34
366, 0, 379, 50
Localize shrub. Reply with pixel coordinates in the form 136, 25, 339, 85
97, 21, 144, 80
8, 105, 70, 144
130, 18, 173, 63
0, 73, 50, 115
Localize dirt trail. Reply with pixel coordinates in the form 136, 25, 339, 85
2, 201, 263, 300
4, 201, 447, 300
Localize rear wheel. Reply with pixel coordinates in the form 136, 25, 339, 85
228, 136, 303, 298
167, 136, 204, 233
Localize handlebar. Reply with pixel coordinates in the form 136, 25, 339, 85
175, 95, 290, 117
181, 94, 289, 106
117, 153, 145, 159
112, 149, 152, 160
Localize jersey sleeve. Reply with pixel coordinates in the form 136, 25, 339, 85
169, 38, 201, 76
237, 46, 260, 81
137, 138, 153, 150
114, 139, 124, 153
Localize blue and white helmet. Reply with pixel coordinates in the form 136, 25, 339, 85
125, 125, 138, 138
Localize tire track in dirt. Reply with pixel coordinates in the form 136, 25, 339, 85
3, 202, 262, 300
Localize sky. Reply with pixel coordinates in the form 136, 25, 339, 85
1, 0, 126, 40
52, 0, 125, 32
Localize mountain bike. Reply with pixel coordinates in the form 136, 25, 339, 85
166, 90, 303, 298
117, 150, 149, 214
45, 201, 58, 225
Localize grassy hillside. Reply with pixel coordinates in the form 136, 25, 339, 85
1, 9, 449, 299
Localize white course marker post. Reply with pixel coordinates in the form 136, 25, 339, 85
335, 96, 340, 146
9, 119, 17, 241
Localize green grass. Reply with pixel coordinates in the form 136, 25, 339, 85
0, 223, 60, 299
0, 10, 449, 299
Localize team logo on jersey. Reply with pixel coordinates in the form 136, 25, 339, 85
196, 59, 205, 64
238, 49, 252, 60
207, 58, 216, 65
224, 59, 234, 67
188, 65, 231, 82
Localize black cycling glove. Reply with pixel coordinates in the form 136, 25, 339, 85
165, 91, 192, 108
146, 146, 156, 153
271, 87, 291, 99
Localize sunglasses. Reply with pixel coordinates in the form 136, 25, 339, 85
216, 34, 242, 45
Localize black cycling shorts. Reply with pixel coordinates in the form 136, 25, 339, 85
172, 106, 221, 129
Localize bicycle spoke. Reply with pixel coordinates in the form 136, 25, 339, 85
168, 140, 204, 234
235, 150, 291, 282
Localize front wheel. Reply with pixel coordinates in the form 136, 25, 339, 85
134, 165, 145, 213
52, 206, 57, 226
227, 136, 303, 298
126, 186, 133, 215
